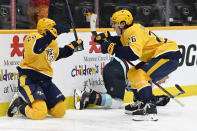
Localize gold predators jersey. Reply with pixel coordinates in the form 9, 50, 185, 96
120, 23, 180, 62
19, 32, 59, 77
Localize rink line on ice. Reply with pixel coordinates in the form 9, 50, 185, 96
0, 84, 196, 117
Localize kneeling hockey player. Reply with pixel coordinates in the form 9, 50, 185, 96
7, 18, 83, 120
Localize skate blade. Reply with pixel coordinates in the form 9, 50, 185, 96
8, 93, 19, 107
7, 93, 19, 117
132, 114, 158, 121
124, 110, 134, 115
74, 89, 82, 110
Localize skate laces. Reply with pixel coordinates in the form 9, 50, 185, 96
144, 103, 151, 109
11, 107, 18, 114
83, 86, 93, 93
143, 102, 155, 113
130, 100, 143, 108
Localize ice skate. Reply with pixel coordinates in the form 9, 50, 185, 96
125, 100, 145, 115
74, 87, 92, 110
7, 93, 26, 117
132, 101, 158, 121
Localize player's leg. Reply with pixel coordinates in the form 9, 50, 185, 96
127, 58, 179, 121
103, 58, 127, 100
127, 67, 157, 121
140, 58, 179, 107
7, 74, 48, 120
75, 58, 127, 109
102, 58, 129, 108
125, 61, 171, 114
43, 82, 66, 118
141, 58, 179, 84
75, 87, 113, 109
126, 67, 153, 113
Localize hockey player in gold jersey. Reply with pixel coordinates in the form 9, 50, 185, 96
94, 10, 182, 121
7, 18, 83, 120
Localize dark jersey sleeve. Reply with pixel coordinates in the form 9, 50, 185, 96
115, 46, 139, 61
109, 36, 122, 46
56, 46, 74, 61
33, 31, 56, 54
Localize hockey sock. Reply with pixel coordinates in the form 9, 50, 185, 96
138, 86, 154, 103
132, 88, 140, 101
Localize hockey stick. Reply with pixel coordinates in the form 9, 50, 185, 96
125, 60, 184, 107
174, 84, 185, 97
86, 12, 98, 36
65, 0, 84, 51
74, 13, 98, 110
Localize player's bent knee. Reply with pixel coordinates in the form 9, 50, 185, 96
26, 99, 48, 120
49, 100, 66, 118
100, 93, 112, 107
127, 68, 151, 90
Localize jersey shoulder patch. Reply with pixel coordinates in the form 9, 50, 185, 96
25, 33, 42, 43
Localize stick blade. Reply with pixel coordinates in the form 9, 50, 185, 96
175, 84, 185, 94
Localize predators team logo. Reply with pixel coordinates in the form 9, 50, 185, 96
46, 49, 55, 62
37, 91, 44, 96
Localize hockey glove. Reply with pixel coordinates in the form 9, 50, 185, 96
46, 28, 58, 40
94, 31, 111, 43
46, 22, 70, 40
101, 41, 116, 55
53, 22, 70, 35
67, 39, 84, 51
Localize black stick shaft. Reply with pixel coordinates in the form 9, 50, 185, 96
65, 0, 78, 40
154, 82, 174, 98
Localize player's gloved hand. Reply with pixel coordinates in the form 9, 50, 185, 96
67, 39, 84, 51
101, 41, 116, 55
46, 28, 58, 40
46, 22, 70, 40
94, 31, 111, 43
53, 22, 70, 35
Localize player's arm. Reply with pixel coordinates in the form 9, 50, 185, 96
34, 22, 70, 54
115, 45, 140, 61
94, 31, 122, 46
33, 30, 57, 54
56, 40, 83, 61
101, 35, 142, 61
115, 32, 144, 61
100, 41, 140, 61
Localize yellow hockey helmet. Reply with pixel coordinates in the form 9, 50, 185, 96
111, 10, 133, 25
37, 18, 56, 35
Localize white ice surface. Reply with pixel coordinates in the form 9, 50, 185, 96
0, 96, 197, 131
